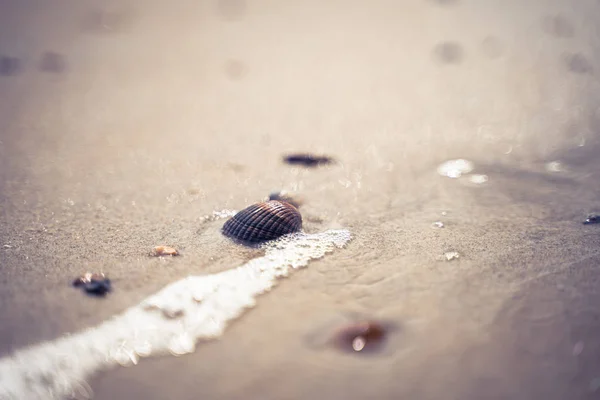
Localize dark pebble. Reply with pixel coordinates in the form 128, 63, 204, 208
73, 272, 112, 296
283, 153, 335, 167
584, 213, 600, 225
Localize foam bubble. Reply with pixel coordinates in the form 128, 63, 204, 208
437, 159, 474, 178
0, 229, 352, 400
545, 161, 564, 173
199, 209, 238, 222
468, 174, 488, 184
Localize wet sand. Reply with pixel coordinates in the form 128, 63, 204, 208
1, 0, 600, 399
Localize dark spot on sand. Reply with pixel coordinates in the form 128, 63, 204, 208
0, 56, 21, 76
481, 36, 504, 59
227, 162, 245, 172
305, 315, 402, 356
39, 52, 66, 74
217, 0, 246, 20
73, 272, 112, 296
283, 153, 335, 167
564, 53, 593, 74
542, 15, 574, 38
433, 42, 464, 64
224, 59, 247, 80
583, 213, 600, 225
331, 320, 392, 354
429, 0, 459, 5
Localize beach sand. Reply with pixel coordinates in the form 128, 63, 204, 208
1, 0, 600, 399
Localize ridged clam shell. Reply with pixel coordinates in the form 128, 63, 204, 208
222, 200, 302, 243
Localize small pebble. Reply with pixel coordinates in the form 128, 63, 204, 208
432, 221, 445, 228
151, 246, 179, 257
283, 153, 335, 167
443, 251, 460, 261
331, 320, 389, 354
72, 272, 111, 296
583, 213, 600, 225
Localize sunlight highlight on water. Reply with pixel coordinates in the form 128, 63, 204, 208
437, 159, 474, 178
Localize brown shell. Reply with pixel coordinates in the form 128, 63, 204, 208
151, 246, 179, 257
222, 200, 302, 243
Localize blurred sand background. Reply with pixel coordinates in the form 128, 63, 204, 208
1, 0, 600, 398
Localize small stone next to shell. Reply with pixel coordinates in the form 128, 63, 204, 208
72, 272, 112, 296
267, 190, 303, 208
222, 200, 302, 243
583, 213, 600, 225
283, 153, 335, 167
151, 246, 179, 257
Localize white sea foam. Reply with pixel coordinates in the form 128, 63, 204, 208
0, 229, 352, 400
437, 159, 474, 178
199, 209, 238, 222
468, 174, 488, 184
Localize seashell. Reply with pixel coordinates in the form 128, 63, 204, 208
222, 200, 302, 243
151, 245, 179, 257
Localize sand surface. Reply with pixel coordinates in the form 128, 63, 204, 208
1, 0, 600, 399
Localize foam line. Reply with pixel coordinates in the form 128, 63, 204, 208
0, 230, 352, 400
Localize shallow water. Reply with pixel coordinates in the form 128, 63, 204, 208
0, 229, 352, 399
1, 0, 600, 399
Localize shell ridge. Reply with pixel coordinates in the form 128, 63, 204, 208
222, 200, 302, 243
